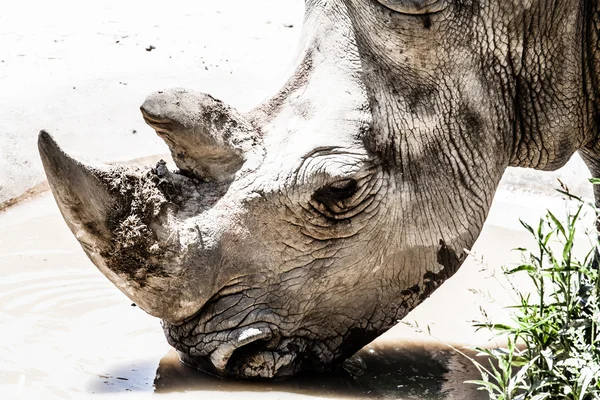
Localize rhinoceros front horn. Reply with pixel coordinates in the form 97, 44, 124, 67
38, 131, 211, 323
38, 130, 117, 239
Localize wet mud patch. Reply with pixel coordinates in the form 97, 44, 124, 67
85, 359, 159, 394
151, 341, 488, 399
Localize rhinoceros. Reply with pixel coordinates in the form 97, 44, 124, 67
38, 0, 599, 379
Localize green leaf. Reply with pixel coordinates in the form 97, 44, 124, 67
556, 188, 583, 202
541, 348, 554, 370
465, 379, 501, 393
520, 219, 535, 235
529, 394, 552, 400
506, 264, 536, 274
547, 210, 566, 238
577, 366, 599, 400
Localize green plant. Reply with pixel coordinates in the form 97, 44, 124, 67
467, 182, 600, 399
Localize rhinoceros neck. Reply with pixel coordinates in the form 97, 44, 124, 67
582, 0, 600, 151
504, 1, 591, 171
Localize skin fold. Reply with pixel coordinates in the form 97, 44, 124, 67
38, 0, 599, 379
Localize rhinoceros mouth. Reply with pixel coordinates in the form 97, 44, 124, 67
164, 321, 308, 379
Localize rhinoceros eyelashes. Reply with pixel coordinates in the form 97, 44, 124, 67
375, 0, 448, 15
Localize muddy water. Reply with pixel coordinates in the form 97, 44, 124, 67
0, 191, 546, 399
150, 342, 486, 400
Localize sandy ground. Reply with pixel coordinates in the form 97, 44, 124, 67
0, 0, 304, 206
0, 0, 593, 207
1, 1, 598, 399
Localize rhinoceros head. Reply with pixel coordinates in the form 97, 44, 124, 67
39, 0, 593, 378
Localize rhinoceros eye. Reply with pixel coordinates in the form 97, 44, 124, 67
309, 171, 382, 221
376, 0, 448, 14
311, 179, 363, 220
315, 179, 358, 204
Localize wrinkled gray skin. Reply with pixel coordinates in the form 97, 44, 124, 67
38, 0, 600, 379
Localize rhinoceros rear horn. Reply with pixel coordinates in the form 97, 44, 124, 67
38, 130, 117, 239
140, 89, 258, 183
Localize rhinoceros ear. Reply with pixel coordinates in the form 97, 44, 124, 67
38, 130, 117, 241
376, 0, 448, 14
